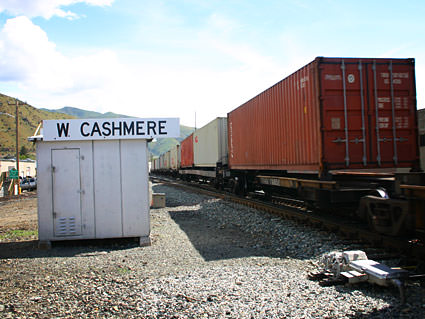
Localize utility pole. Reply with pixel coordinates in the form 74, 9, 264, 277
15, 100, 19, 177
8, 99, 26, 194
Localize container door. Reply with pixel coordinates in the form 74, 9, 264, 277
52, 149, 82, 237
321, 60, 370, 168
367, 60, 417, 167
321, 58, 417, 170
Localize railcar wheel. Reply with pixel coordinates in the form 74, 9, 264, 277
358, 194, 410, 236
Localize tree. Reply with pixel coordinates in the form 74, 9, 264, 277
20, 145, 28, 157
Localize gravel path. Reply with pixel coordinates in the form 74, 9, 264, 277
0, 182, 424, 318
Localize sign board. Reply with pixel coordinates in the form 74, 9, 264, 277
43, 118, 180, 141
9, 169, 19, 179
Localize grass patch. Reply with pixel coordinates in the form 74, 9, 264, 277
0, 229, 38, 240
116, 266, 131, 274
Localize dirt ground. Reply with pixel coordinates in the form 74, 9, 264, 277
0, 193, 38, 242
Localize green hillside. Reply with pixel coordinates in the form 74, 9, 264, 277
148, 124, 195, 157
0, 93, 74, 158
42, 106, 130, 119
149, 138, 179, 158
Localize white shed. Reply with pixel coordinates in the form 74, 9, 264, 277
31, 117, 179, 247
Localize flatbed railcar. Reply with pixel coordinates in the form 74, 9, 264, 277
152, 57, 424, 238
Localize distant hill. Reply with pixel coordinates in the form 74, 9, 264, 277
0, 93, 75, 158
41, 106, 130, 119
43, 106, 194, 157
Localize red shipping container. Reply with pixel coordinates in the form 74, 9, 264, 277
180, 133, 194, 168
228, 57, 419, 175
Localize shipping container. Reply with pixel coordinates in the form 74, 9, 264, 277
160, 153, 164, 170
158, 153, 163, 170
180, 134, 194, 168
152, 157, 160, 171
228, 57, 419, 175
161, 151, 171, 170
418, 109, 425, 170
169, 144, 180, 170
194, 117, 228, 167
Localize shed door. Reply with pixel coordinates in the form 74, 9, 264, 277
52, 149, 82, 237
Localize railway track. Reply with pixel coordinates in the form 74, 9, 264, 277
152, 175, 425, 264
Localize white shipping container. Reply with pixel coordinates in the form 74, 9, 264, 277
35, 139, 150, 246
159, 153, 165, 170
169, 144, 180, 170
193, 117, 228, 167
158, 154, 163, 170
160, 151, 171, 170
165, 151, 171, 169
153, 157, 160, 171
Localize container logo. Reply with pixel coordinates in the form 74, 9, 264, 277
378, 117, 390, 128
378, 97, 390, 109
331, 117, 341, 130
325, 74, 341, 81
381, 72, 409, 85
300, 76, 309, 88
347, 74, 355, 83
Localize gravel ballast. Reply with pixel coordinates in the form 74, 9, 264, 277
0, 182, 424, 318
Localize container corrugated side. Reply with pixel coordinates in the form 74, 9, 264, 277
164, 151, 171, 169
153, 158, 160, 171
180, 134, 194, 168
228, 60, 321, 172
169, 145, 180, 170
158, 154, 162, 170
159, 152, 170, 170
194, 117, 228, 167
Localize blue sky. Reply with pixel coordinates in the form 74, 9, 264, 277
0, 0, 424, 127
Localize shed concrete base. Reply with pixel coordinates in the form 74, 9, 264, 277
38, 236, 151, 249
38, 240, 52, 250
152, 193, 166, 208
139, 236, 151, 247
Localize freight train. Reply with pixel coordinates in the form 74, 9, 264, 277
151, 57, 425, 238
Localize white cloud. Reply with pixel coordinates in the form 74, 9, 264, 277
0, 0, 114, 19
0, 12, 297, 127
0, 16, 64, 83
0, 16, 127, 98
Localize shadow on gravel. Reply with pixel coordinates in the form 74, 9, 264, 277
164, 192, 206, 208
168, 199, 297, 262
153, 182, 213, 208
339, 283, 424, 319
0, 238, 139, 259
348, 306, 423, 319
